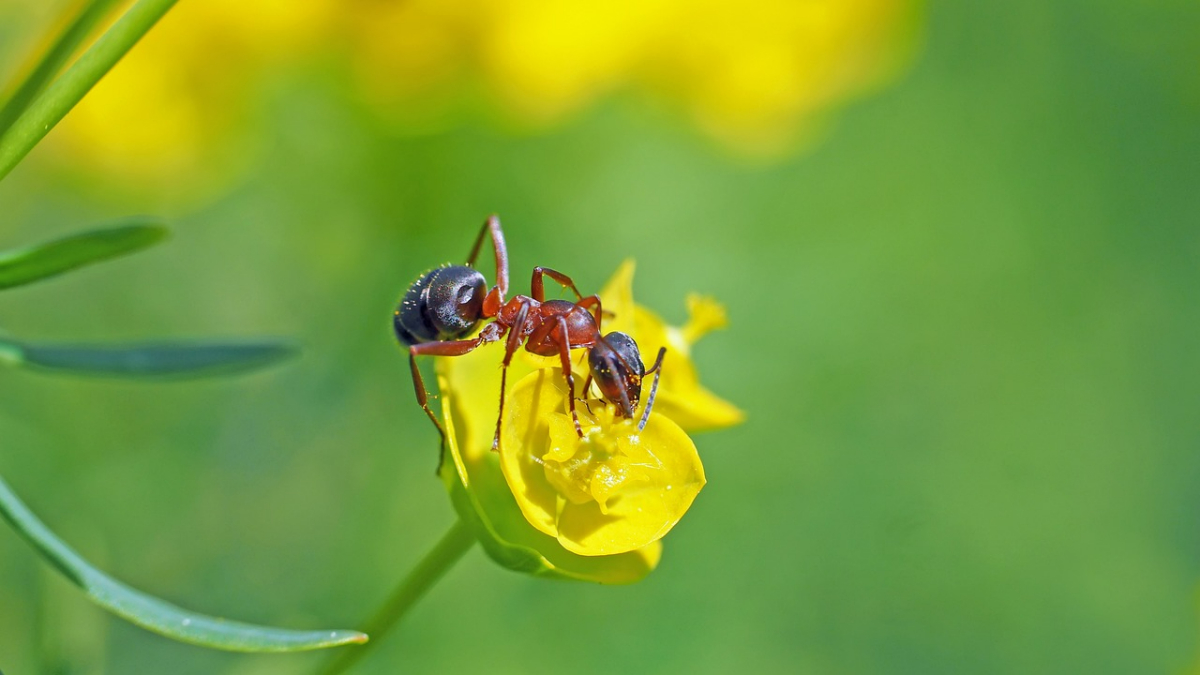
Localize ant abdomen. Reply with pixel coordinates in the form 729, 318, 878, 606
394, 265, 487, 346
589, 331, 646, 418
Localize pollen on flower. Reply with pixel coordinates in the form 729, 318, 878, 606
500, 369, 705, 556
542, 410, 655, 515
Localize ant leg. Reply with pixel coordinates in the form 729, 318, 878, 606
579, 373, 596, 417
576, 294, 603, 331
638, 348, 667, 432
492, 302, 531, 452
410, 334, 493, 470
531, 267, 584, 302
552, 315, 586, 439
466, 215, 509, 295
466, 215, 509, 313
408, 353, 445, 442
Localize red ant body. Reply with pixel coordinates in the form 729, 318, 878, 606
394, 216, 665, 455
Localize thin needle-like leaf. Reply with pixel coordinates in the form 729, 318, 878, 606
0, 338, 297, 378
0, 474, 368, 652
0, 220, 166, 290
0, 0, 179, 183
0, 0, 123, 137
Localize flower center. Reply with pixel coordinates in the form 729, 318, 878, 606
541, 407, 655, 514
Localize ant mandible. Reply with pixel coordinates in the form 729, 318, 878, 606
393, 215, 666, 457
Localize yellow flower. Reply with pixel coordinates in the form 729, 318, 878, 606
355, 0, 920, 158
436, 261, 740, 582
596, 260, 746, 431
48, 0, 337, 196
499, 369, 705, 556
33, 0, 918, 186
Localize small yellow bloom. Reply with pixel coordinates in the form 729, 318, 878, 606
435, 261, 739, 582
499, 369, 705, 556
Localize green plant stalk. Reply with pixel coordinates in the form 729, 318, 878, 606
321, 520, 477, 675
0, 0, 123, 137
0, 0, 179, 183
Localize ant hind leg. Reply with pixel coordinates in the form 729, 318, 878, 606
552, 316, 585, 439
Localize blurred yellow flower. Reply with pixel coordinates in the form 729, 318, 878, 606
436, 261, 739, 582
44, 0, 335, 189
18, 0, 917, 187
352, 0, 919, 156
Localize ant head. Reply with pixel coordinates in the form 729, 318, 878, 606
394, 265, 487, 345
588, 331, 646, 418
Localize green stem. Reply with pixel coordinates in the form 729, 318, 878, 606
320, 520, 477, 675
0, 0, 179, 183
0, 0, 123, 138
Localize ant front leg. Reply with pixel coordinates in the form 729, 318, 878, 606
410, 333, 493, 470
467, 215, 510, 315
552, 315, 586, 439
531, 267, 584, 302
492, 301, 532, 452
578, 372, 597, 417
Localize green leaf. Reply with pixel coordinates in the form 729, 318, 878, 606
0, 220, 167, 290
0, 474, 368, 652
0, 338, 297, 378
0, 0, 179, 182
0, 0, 123, 137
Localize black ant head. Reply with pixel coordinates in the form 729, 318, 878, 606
588, 331, 646, 418
394, 265, 487, 346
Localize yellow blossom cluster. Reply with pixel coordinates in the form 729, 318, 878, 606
15, 0, 918, 184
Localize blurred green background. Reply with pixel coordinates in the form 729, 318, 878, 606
2, 0, 1199, 673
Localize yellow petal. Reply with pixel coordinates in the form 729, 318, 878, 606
437, 341, 661, 583
680, 294, 729, 344
500, 369, 705, 556
598, 260, 745, 431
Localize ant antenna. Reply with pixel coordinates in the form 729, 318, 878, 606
638, 347, 667, 432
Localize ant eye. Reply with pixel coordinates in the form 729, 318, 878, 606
428, 267, 486, 337
457, 284, 476, 305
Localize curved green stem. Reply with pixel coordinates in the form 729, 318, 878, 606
0, 0, 179, 183
320, 520, 477, 675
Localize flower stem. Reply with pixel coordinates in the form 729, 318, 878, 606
0, 0, 179, 183
320, 519, 477, 675
0, 0, 123, 138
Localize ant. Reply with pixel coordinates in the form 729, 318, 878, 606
394, 215, 666, 458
